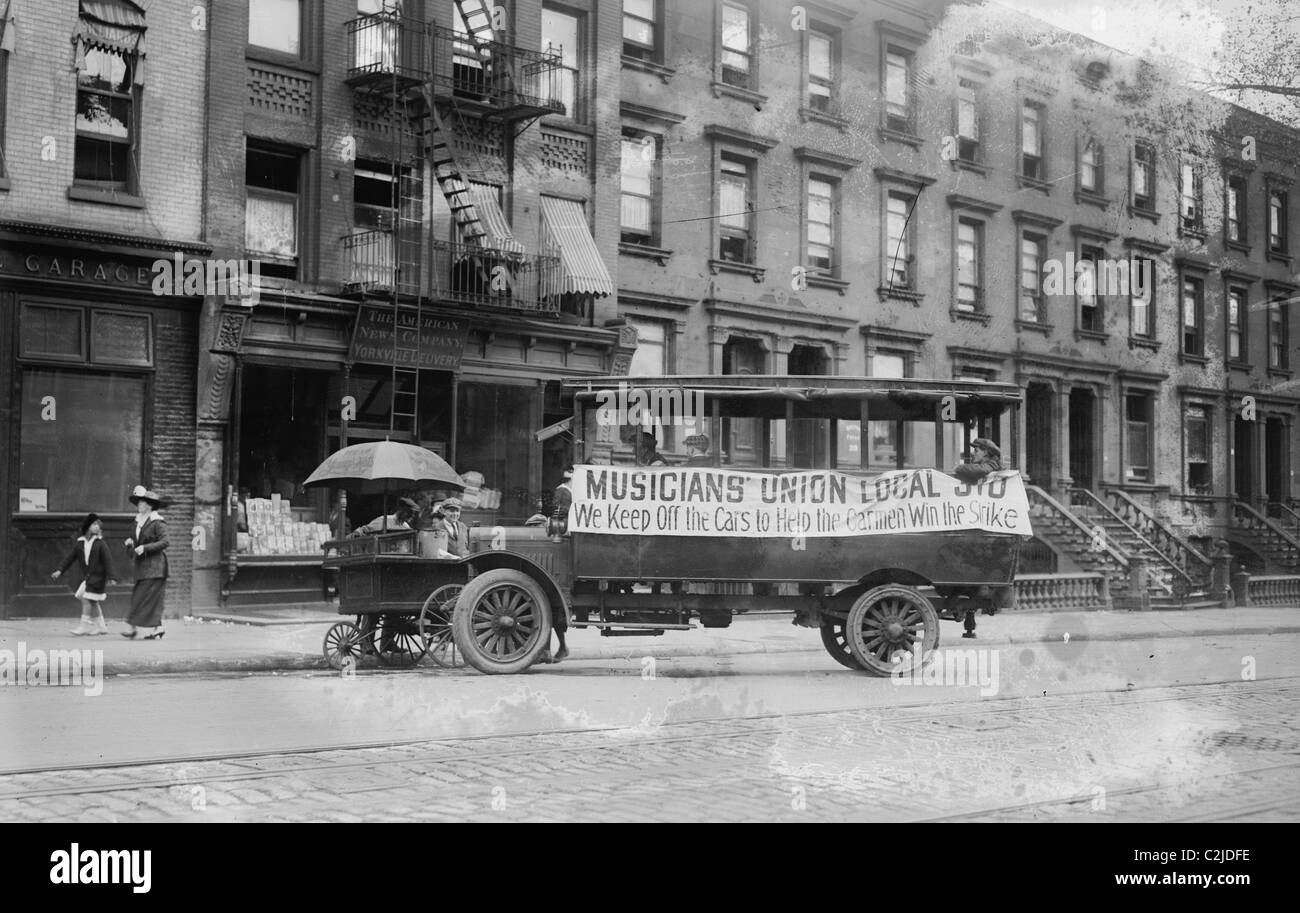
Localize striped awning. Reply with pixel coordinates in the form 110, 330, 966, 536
540, 197, 613, 297
73, 0, 147, 81
468, 183, 525, 255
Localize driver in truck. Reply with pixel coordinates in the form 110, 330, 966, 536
952, 438, 1002, 483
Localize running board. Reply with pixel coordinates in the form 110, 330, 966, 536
570, 620, 694, 631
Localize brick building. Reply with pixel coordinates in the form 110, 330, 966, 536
615, 0, 1299, 584
194, 0, 628, 610
0, 0, 208, 617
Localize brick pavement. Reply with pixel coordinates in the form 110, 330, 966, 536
0, 679, 1296, 822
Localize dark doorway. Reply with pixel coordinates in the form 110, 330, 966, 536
1025, 382, 1053, 487
1234, 417, 1255, 501
788, 344, 829, 468
1068, 387, 1096, 490
1265, 418, 1288, 505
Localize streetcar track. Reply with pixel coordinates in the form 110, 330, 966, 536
1, 678, 1295, 804
912, 759, 1300, 822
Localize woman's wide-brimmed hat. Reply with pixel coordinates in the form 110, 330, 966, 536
128, 485, 170, 508
970, 438, 1001, 458
80, 513, 101, 536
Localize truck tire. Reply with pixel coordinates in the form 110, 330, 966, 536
452, 569, 553, 675
845, 584, 940, 677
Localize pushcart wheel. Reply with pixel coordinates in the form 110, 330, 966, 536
845, 584, 940, 677
419, 584, 465, 668
372, 613, 428, 668
819, 620, 863, 670
323, 621, 365, 672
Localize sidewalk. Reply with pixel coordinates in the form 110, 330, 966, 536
1, 605, 1298, 677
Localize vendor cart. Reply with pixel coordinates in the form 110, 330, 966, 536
321, 530, 470, 669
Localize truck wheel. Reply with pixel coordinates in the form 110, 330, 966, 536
819, 621, 862, 670
452, 569, 553, 675
846, 584, 939, 677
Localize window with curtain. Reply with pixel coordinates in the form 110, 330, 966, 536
720, 2, 753, 89
718, 154, 754, 263
1182, 275, 1204, 356
1021, 102, 1043, 179
1020, 233, 1045, 323
623, 0, 659, 61
1080, 137, 1103, 193
1227, 287, 1245, 361
1227, 174, 1247, 243
1185, 405, 1210, 492
884, 49, 911, 132
806, 176, 835, 273
885, 191, 913, 288
542, 4, 583, 121
246, 143, 301, 278
956, 78, 979, 161
807, 28, 834, 112
620, 131, 657, 245
956, 219, 981, 311
75, 47, 135, 188
1130, 258, 1153, 338
1132, 142, 1155, 209
249, 0, 301, 55
1126, 393, 1152, 482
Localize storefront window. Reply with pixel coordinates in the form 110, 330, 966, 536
457, 383, 536, 521
238, 365, 329, 508
20, 369, 145, 512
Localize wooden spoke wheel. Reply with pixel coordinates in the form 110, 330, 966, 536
819, 620, 863, 670
846, 584, 940, 677
323, 621, 366, 672
372, 613, 428, 668
452, 569, 552, 675
419, 584, 466, 669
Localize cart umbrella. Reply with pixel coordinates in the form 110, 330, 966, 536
302, 441, 465, 534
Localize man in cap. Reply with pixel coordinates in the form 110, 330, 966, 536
682, 434, 712, 466
953, 437, 1003, 483
437, 497, 469, 557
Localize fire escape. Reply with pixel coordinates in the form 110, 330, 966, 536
343, 1, 566, 317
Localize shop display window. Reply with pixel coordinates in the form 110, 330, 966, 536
20, 369, 145, 512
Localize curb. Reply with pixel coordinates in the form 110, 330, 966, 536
93, 623, 1300, 677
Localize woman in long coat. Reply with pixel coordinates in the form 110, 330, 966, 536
123, 485, 170, 640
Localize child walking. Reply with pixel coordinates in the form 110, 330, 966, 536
51, 513, 118, 636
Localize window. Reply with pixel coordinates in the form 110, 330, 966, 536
884, 191, 914, 289
1077, 244, 1104, 332
1019, 232, 1045, 322
1080, 137, 1103, 193
542, 5, 584, 122
718, 153, 754, 263
806, 176, 836, 274
623, 0, 659, 61
457, 383, 538, 520
1020, 102, 1044, 180
1268, 189, 1288, 254
869, 351, 907, 468
1180, 162, 1203, 232
74, 48, 136, 190
1182, 275, 1204, 356
246, 143, 301, 279
806, 27, 835, 113
620, 131, 658, 246
1227, 174, 1248, 243
884, 48, 913, 133
1125, 392, 1152, 482
1130, 257, 1154, 338
720, 2, 754, 90
956, 79, 979, 162
1185, 404, 1211, 492
249, 0, 301, 55
1132, 142, 1155, 210
21, 370, 147, 513
1227, 287, 1246, 361
1269, 298, 1290, 369
956, 219, 982, 311
0, 37, 8, 180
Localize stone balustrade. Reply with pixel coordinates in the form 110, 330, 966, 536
1012, 573, 1111, 613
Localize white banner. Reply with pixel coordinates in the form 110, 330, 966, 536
569, 467, 1034, 538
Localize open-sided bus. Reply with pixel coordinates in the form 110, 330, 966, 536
449, 375, 1030, 676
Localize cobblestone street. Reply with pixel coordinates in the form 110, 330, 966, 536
4, 677, 1297, 822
